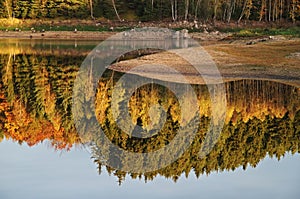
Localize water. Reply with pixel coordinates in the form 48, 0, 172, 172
0, 39, 299, 199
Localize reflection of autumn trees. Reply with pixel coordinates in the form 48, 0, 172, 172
91, 73, 300, 184
0, 52, 299, 183
0, 53, 82, 149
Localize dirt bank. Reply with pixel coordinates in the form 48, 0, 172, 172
109, 38, 300, 87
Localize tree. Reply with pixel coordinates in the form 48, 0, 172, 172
194, 0, 202, 20
238, 0, 252, 23
90, 0, 95, 19
112, 0, 121, 21
213, 0, 219, 22
184, 0, 189, 21
4, 0, 12, 18
290, 0, 298, 23
170, 0, 178, 21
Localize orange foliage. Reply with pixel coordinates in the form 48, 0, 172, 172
0, 92, 80, 150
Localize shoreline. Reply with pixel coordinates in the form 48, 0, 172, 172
109, 39, 300, 87
0, 30, 229, 40
0, 30, 116, 40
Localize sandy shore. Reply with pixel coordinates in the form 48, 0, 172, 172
109, 38, 300, 87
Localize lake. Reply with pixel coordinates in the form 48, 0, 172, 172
0, 38, 299, 199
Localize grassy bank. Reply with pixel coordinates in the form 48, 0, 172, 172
1, 19, 299, 37
223, 27, 300, 37
0, 19, 130, 32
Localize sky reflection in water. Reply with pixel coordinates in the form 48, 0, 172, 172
0, 139, 299, 199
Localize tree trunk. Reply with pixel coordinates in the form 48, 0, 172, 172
90, 0, 94, 19
272, 0, 276, 21
291, 0, 296, 23
194, 0, 202, 20
227, 0, 235, 23
5, 0, 12, 19
170, 0, 178, 21
238, 0, 248, 23
185, 0, 190, 21
268, 0, 271, 21
259, 0, 265, 21
175, 0, 178, 21
171, 0, 175, 21
112, 0, 121, 21
279, 0, 283, 21
151, 0, 154, 11
223, 4, 227, 21
213, 0, 218, 23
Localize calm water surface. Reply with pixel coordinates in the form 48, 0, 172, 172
0, 39, 299, 199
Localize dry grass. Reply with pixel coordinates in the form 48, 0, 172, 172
205, 39, 300, 69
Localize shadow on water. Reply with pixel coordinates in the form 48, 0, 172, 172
0, 41, 299, 184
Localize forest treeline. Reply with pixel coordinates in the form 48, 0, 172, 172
0, 0, 299, 23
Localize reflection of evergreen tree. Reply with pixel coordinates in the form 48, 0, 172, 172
92, 111, 300, 184
1, 54, 15, 103
14, 54, 39, 116
90, 75, 300, 184
46, 55, 83, 131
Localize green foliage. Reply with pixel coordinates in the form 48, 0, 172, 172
217, 26, 300, 37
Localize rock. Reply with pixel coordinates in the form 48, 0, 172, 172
286, 52, 300, 59
181, 29, 189, 38
246, 41, 255, 45
260, 38, 267, 42
123, 32, 129, 37
173, 31, 180, 39
211, 31, 220, 35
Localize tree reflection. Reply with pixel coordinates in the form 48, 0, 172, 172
91, 72, 300, 184
0, 53, 299, 184
0, 53, 83, 150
